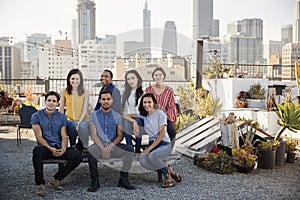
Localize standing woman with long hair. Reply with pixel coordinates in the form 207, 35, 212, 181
59, 69, 90, 153
122, 69, 144, 153
139, 93, 180, 188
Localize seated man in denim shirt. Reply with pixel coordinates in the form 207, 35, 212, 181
87, 91, 136, 192
31, 91, 82, 197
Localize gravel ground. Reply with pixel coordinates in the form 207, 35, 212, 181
0, 125, 300, 200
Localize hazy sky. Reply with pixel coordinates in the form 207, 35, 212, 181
0, 0, 295, 44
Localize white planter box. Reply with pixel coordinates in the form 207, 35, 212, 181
247, 99, 266, 109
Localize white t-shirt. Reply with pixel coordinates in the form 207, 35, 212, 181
143, 109, 170, 143
123, 90, 139, 115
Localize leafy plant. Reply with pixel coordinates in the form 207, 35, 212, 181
286, 138, 298, 153
176, 85, 223, 120
176, 85, 195, 111
239, 125, 260, 147
248, 83, 266, 99
175, 112, 197, 132
275, 101, 300, 140
232, 145, 257, 168
202, 151, 234, 174
257, 140, 280, 151
194, 92, 222, 118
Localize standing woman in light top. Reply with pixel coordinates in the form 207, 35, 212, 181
59, 69, 90, 152
122, 69, 144, 153
145, 67, 177, 146
138, 93, 180, 188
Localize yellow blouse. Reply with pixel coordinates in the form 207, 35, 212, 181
64, 88, 89, 122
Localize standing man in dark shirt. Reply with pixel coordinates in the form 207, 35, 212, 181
31, 91, 82, 197
94, 70, 121, 114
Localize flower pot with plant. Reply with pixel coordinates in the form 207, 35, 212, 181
247, 83, 266, 109
286, 138, 298, 163
232, 145, 257, 173
257, 140, 280, 169
202, 151, 234, 174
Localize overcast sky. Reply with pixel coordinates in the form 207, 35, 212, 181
0, 0, 295, 44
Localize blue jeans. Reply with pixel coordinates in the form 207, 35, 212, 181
139, 141, 172, 177
67, 121, 89, 148
123, 118, 143, 153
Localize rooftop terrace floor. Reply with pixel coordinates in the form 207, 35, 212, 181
0, 125, 299, 200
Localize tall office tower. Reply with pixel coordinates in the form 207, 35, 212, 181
213, 19, 219, 37
25, 33, 51, 78
281, 24, 293, 44
193, 0, 213, 40
228, 36, 263, 65
77, 0, 96, 44
39, 39, 78, 79
227, 18, 263, 41
162, 21, 177, 58
0, 37, 21, 79
264, 40, 284, 64
143, 0, 151, 58
294, 0, 300, 43
25, 33, 51, 62
78, 36, 116, 79
71, 19, 78, 48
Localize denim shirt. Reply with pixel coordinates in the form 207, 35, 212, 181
31, 109, 68, 149
89, 108, 122, 147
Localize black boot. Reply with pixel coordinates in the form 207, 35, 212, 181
118, 172, 136, 190
88, 178, 99, 192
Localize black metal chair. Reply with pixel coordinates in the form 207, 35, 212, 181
16, 104, 37, 146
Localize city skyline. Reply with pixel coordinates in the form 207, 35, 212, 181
0, 0, 295, 44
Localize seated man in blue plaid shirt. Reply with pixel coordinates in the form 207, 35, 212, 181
87, 91, 136, 192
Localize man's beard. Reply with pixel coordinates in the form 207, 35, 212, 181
102, 105, 111, 111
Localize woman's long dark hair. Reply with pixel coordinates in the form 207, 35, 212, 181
122, 69, 143, 110
66, 69, 84, 96
138, 93, 157, 116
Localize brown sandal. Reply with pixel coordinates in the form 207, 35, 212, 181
161, 181, 176, 188
171, 173, 181, 183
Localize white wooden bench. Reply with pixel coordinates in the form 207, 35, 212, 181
43, 154, 181, 181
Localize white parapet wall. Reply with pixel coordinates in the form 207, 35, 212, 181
202, 78, 268, 111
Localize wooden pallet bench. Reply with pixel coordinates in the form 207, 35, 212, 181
43, 153, 181, 182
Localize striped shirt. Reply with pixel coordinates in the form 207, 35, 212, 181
145, 85, 177, 123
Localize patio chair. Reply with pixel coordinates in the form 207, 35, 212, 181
16, 104, 37, 146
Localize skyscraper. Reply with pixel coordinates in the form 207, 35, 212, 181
162, 21, 177, 58
213, 19, 220, 37
227, 18, 263, 41
193, 0, 213, 40
71, 19, 78, 48
281, 24, 293, 44
294, 0, 300, 43
77, 0, 96, 44
143, 0, 151, 58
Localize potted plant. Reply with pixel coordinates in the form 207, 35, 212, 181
257, 140, 280, 169
274, 101, 300, 165
286, 138, 298, 163
246, 83, 266, 109
231, 145, 257, 173
202, 150, 235, 174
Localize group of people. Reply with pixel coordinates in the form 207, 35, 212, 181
31, 67, 181, 197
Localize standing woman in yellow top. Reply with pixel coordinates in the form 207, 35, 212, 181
60, 69, 90, 151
